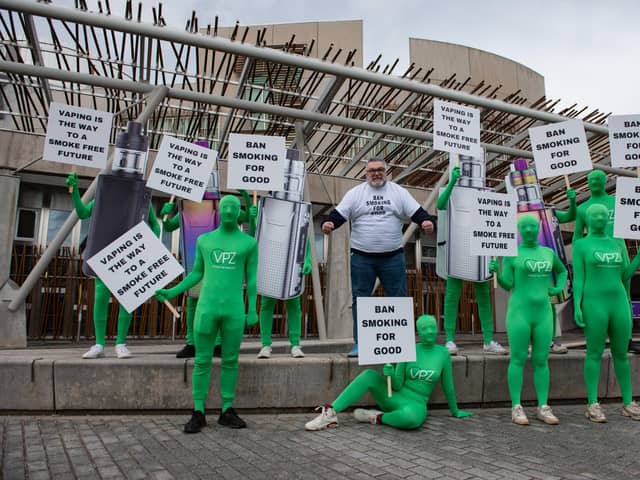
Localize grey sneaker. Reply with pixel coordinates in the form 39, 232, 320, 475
622, 401, 640, 420
305, 405, 338, 431
115, 344, 132, 359
445, 341, 458, 356
82, 344, 105, 359
550, 340, 568, 354
585, 402, 607, 423
536, 405, 560, 425
483, 340, 507, 355
257, 346, 272, 359
353, 408, 383, 424
291, 346, 305, 358
511, 404, 529, 426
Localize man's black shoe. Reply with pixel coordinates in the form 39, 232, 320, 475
217, 407, 247, 429
184, 410, 206, 434
176, 344, 196, 358
629, 340, 640, 354
213, 345, 222, 358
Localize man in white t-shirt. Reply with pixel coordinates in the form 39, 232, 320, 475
322, 158, 436, 357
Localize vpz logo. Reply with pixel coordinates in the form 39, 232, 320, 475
212, 249, 236, 265
525, 260, 551, 273
594, 251, 621, 264
408, 368, 435, 382
608, 209, 615, 221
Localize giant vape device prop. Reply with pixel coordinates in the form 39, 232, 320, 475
255, 149, 311, 300
179, 169, 220, 297
83, 121, 151, 277
436, 153, 491, 282
507, 158, 571, 303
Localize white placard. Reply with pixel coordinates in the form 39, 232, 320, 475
614, 177, 640, 240
356, 297, 416, 366
528, 119, 592, 179
43, 103, 113, 169
469, 190, 517, 256
608, 115, 640, 168
227, 134, 285, 191
87, 222, 184, 313
432, 99, 482, 156
146, 135, 217, 201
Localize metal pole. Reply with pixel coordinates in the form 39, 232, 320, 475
0, 60, 535, 159
8, 85, 169, 312
0, 0, 610, 136
296, 121, 327, 340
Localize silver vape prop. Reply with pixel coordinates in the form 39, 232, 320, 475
256, 150, 311, 300
83, 121, 151, 277
436, 153, 491, 282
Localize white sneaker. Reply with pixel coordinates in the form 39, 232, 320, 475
257, 346, 272, 359
82, 344, 104, 359
305, 405, 338, 431
291, 346, 305, 358
445, 341, 458, 355
483, 340, 507, 355
622, 400, 640, 420
549, 340, 568, 354
585, 402, 607, 423
115, 344, 132, 359
536, 405, 560, 425
511, 404, 529, 425
353, 408, 383, 424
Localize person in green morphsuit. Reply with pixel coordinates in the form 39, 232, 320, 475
155, 195, 258, 432
548, 188, 577, 354
66, 172, 161, 359
159, 190, 254, 359
437, 166, 505, 355
257, 236, 312, 359
304, 314, 472, 431
572, 169, 640, 355
490, 215, 567, 426
572, 203, 640, 422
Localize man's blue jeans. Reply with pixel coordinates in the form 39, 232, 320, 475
350, 250, 407, 342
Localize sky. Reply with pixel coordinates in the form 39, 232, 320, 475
53, 0, 640, 115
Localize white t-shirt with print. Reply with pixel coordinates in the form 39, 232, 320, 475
335, 181, 420, 253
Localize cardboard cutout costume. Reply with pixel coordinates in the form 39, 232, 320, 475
436, 158, 505, 355
67, 121, 160, 359
490, 215, 567, 426
155, 195, 258, 432
305, 315, 472, 431
572, 204, 640, 422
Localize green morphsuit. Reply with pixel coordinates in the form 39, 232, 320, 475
155, 195, 258, 432
67, 172, 160, 358
490, 215, 567, 425
305, 314, 472, 431
436, 166, 498, 352
550, 188, 577, 346
572, 204, 640, 421
160, 190, 256, 357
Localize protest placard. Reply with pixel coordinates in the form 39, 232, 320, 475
608, 115, 640, 168
147, 135, 217, 202
227, 134, 285, 191
469, 190, 517, 257
613, 177, 640, 240
87, 222, 184, 313
43, 103, 113, 169
528, 119, 592, 179
433, 99, 482, 157
356, 297, 416, 366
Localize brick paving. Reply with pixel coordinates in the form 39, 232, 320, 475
2, 405, 640, 479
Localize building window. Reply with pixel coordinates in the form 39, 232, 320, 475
46, 209, 72, 246
15, 208, 39, 242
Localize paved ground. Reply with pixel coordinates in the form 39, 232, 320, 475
1, 405, 639, 480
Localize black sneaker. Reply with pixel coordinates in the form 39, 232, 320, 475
217, 407, 247, 429
184, 410, 206, 434
176, 344, 196, 358
213, 345, 222, 358
629, 340, 640, 354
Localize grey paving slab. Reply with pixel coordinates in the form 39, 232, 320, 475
2, 407, 640, 479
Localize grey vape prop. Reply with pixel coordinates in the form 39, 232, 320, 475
255, 149, 312, 300
436, 153, 491, 282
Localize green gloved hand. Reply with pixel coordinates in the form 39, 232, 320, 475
66, 172, 78, 189
160, 202, 175, 217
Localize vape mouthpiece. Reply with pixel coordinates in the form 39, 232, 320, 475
113, 121, 149, 176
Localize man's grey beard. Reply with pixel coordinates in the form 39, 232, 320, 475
367, 178, 386, 188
